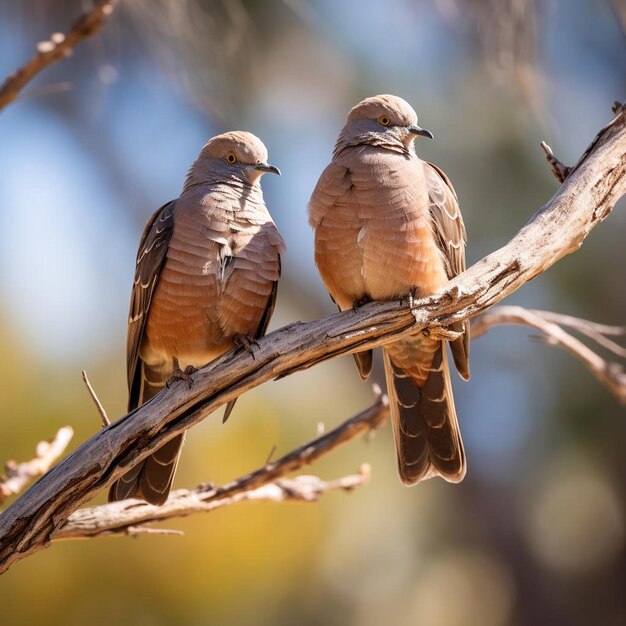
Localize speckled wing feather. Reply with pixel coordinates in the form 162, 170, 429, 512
126, 200, 176, 410
425, 162, 470, 380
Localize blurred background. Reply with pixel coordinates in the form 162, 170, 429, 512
0, 0, 625, 624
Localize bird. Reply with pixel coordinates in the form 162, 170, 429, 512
109, 131, 285, 505
309, 94, 469, 486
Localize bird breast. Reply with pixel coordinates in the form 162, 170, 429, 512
143, 189, 280, 368
316, 152, 448, 307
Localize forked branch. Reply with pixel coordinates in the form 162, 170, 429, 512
472, 306, 626, 403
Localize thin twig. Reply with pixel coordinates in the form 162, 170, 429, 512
81, 370, 110, 427
540, 141, 572, 183
14, 81, 73, 102
0, 0, 119, 112
0, 427, 74, 504
537, 311, 626, 359
54, 392, 387, 540
472, 306, 626, 403
265, 444, 277, 465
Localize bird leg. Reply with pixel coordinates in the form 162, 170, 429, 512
166, 357, 197, 389
234, 334, 260, 359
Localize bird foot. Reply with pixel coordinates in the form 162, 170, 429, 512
352, 295, 372, 311
166, 358, 197, 389
422, 326, 463, 341
234, 334, 260, 359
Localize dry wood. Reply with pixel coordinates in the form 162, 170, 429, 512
58, 470, 370, 540
0, 428, 74, 504
55, 391, 386, 540
472, 306, 626, 402
0, 104, 624, 573
540, 141, 572, 183
81, 370, 111, 427
0, 0, 119, 111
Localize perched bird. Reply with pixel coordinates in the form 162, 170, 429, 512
109, 131, 285, 505
309, 95, 469, 486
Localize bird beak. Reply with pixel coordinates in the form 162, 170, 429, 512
408, 125, 434, 140
254, 162, 281, 175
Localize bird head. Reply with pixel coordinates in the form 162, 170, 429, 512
336, 94, 433, 155
191, 131, 280, 187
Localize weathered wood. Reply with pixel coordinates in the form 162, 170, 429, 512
54, 394, 388, 540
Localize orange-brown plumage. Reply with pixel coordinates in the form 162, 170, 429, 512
110, 131, 285, 505
309, 95, 469, 485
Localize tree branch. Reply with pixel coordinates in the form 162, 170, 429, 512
81, 370, 111, 428
57, 470, 371, 540
540, 141, 572, 183
0, 427, 74, 504
472, 306, 626, 403
0, 0, 119, 112
0, 103, 624, 573
54, 391, 387, 540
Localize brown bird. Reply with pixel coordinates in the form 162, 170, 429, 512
109, 131, 285, 505
309, 95, 469, 486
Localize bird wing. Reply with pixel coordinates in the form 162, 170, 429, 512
254, 253, 281, 340
126, 200, 176, 409
424, 162, 470, 379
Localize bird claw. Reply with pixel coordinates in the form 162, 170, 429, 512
352, 295, 372, 311
422, 326, 462, 341
234, 334, 260, 359
166, 358, 197, 389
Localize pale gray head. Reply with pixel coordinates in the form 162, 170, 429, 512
185, 131, 280, 190
335, 94, 433, 156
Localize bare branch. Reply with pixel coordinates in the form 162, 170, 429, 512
540, 141, 572, 183
56, 468, 371, 541
0, 427, 74, 504
472, 306, 626, 403
0, 0, 119, 112
54, 392, 387, 540
0, 105, 625, 573
81, 370, 110, 427
537, 311, 626, 359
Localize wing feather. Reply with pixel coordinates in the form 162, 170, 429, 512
127, 200, 176, 409
424, 163, 470, 380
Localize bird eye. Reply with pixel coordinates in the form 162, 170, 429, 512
379, 115, 391, 126
226, 152, 237, 164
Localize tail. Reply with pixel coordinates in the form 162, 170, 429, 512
383, 338, 466, 486
109, 362, 184, 505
